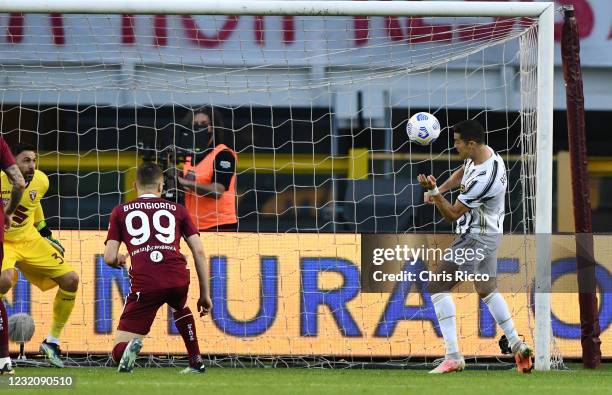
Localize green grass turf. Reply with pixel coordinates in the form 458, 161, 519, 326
2, 364, 611, 395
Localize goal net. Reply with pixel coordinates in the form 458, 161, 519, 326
0, 1, 562, 370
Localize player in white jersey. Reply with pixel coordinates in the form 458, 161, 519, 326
455, 147, 506, 235
417, 120, 533, 374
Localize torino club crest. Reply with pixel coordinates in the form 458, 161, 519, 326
150, 251, 163, 263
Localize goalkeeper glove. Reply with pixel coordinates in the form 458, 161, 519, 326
36, 220, 65, 257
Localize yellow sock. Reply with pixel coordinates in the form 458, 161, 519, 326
50, 288, 77, 339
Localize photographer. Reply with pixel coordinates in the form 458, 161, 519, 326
177, 106, 237, 231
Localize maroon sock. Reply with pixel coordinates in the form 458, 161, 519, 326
173, 307, 202, 367
0, 301, 8, 358
112, 342, 128, 364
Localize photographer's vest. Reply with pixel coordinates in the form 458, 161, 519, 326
183, 144, 237, 230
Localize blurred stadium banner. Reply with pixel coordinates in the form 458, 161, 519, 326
5, 232, 612, 358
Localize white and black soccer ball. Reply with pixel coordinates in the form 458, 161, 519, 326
406, 112, 441, 145
8, 313, 35, 343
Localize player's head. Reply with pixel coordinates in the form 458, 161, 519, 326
135, 162, 164, 196
10, 142, 37, 182
453, 120, 485, 160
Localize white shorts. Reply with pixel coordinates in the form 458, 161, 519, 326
447, 233, 502, 277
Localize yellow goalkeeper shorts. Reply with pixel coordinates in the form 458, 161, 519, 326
2, 236, 74, 291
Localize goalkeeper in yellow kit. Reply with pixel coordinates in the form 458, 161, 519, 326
0, 143, 79, 369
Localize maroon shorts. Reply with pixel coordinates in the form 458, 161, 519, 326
117, 285, 189, 335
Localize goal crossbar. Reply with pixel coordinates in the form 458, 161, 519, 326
0, 0, 552, 17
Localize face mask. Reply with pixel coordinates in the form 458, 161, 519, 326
194, 125, 210, 133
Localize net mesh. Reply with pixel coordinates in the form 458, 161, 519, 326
0, 12, 563, 368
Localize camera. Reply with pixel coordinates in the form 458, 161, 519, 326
139, 124, 209, 204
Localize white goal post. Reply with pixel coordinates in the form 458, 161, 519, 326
0, 0, 551, 17
0, 1, 555, 371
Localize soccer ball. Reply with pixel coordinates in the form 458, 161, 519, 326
8, 313, 35, 343
406, 112, 441, 145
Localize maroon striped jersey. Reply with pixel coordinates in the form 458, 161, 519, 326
106, 194, 199, 291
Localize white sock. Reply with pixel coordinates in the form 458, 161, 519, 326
432, 293, 460, 358
45, 335, 61, 345
482, 291, 520, 349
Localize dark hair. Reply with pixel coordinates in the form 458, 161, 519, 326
10, 142, 36, 157
136, 162, 163, 187
453, 120, 485, 144
180, 105, 230, 148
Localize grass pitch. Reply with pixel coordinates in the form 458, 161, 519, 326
2, 364, 611, 395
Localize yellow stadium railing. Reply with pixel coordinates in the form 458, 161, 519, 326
36, 149, 612, 233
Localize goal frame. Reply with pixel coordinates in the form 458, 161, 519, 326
0, 0, 556, 371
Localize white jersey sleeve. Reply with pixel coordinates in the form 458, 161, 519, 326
457, 159, 501, 209
455, 148, 507, 235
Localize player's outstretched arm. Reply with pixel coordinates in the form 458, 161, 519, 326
3, 164, 26, 229
35, 205, 66, 256
103, 240, 127, 269
424, 165, 464, 205
418, 174, 469, 222
439, 165, 464, 194
185, 234, 212, 316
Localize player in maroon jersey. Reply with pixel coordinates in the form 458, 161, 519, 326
0, 137, 26, 375
104, 162, 212, 374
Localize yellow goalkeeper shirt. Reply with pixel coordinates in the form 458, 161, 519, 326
1, 169, 49, 242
